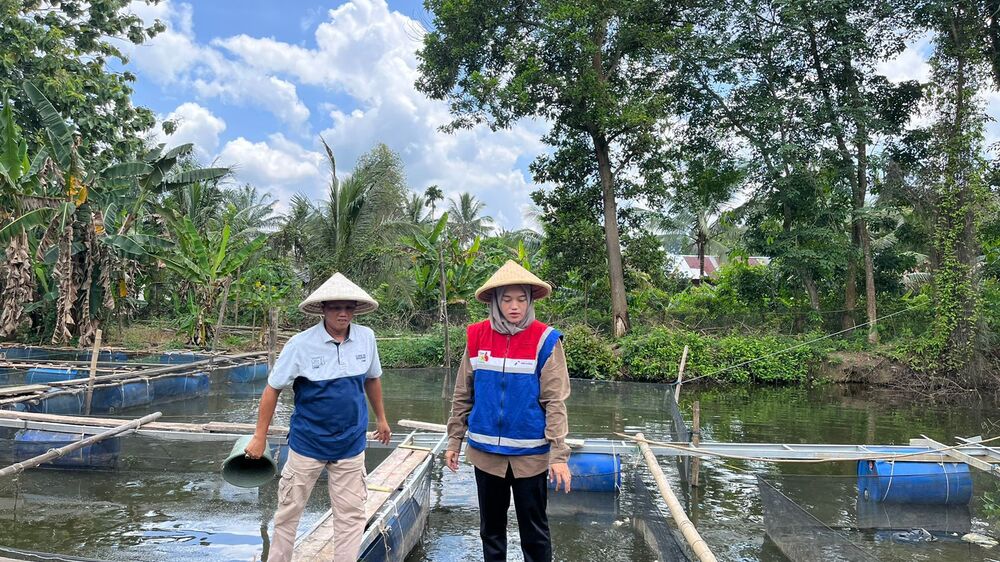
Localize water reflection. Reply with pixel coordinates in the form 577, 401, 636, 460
1, 370, 1000, 561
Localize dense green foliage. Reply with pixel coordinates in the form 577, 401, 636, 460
5, 0, 1000, 388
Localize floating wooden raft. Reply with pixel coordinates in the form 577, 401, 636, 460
0, 410, 289, 442
293, 430, 447, 561
0, 351, 267, 406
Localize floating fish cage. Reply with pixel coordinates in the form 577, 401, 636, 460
758, 466, 993, 562
359, 455, 433, 562
13, 429, 121, 470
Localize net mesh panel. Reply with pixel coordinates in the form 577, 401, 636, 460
757, 476, 877, 562
631, 466, 691, 562
665, 388, 690, 483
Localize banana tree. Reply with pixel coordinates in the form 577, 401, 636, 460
2, 81, 228, 344
0, 99, 57, 338
158, 216, 266, 345
401, 213, 484, 324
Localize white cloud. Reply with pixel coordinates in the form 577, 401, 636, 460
878, 33, 933, 84
156, 102, 226, 156
122, 1, 310, 130
216, 134, 328, 207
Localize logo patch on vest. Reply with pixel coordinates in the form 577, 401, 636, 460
477, 350, 491, 362
355, 353, 367, 361
311, 356, 325, 369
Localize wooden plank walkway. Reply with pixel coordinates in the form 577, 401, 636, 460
292, 445, 431, 561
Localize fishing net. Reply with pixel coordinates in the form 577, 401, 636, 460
665, 388, 690, 483
757, 475, 877, 561
631, 465, 692, 562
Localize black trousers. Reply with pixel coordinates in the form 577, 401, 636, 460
475, 466, 552, 562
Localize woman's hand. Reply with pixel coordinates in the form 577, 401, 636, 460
445, 450, 460, 472
549, 462, 572, 493
244, 435, 266, 460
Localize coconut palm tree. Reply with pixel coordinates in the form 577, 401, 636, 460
310, 140, 407, 287
448, 192, 494, 246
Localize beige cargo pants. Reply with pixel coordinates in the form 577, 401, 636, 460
268, 449, 367, 562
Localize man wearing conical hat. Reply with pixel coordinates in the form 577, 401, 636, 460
445, 260, 572, 562
244, 272, 391, 562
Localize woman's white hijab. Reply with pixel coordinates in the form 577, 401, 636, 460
488, 284, 535, 335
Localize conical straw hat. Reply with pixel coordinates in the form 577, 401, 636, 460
299, 272, 379, 315
475, 260, 552, 303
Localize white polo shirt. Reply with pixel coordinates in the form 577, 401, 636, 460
268, 321, 382, 389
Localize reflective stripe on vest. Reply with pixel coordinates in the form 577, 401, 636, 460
466, 431, 549, 448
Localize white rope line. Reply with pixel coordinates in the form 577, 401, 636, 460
881, 460, 895, 501
674, 303, 928, 385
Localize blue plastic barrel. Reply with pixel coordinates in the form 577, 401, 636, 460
26, 367, 83, 384
228, 362, 268, 383
858, 454, 972, 505
91, 380, 153, 413
159, 352, 205, 364
0, 346, 47, 360
548, 452, 621, 493
26, 391, 84, 415
14, 429, 120, 469
150, 373, 210, 400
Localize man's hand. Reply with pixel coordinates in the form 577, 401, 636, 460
549, 462, 572, 493
373, 419, 391, 445
244, 435, 266, 460
445, 450, 460, 472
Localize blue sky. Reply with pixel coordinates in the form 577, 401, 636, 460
121, 0, 549, 229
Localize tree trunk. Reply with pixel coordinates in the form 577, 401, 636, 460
803, 272, 821, 311
857, 136, 879, 344
843, 259, 858, 330
697, 235, 706, 281
589, 22, 629, 338
591, 131, 630, 337
935, 14, 980, 371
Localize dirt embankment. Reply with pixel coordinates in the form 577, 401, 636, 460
817, 351, 908, 386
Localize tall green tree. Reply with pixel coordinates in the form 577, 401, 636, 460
417, 1, 683, 336
918, 0, 991, 375
1, 0, 164, 165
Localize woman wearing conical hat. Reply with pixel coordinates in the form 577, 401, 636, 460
244, 272, 391, 562
446, 260, 572, 562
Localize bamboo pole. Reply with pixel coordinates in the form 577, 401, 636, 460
83, 329, 102, 415
0, 412, 162, 478
635, 432, 718, 562
691, 401, 701, 488
673, 345, 689, 404
268, 308, 278, 370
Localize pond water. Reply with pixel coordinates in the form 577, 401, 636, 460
1, 368, 999, 561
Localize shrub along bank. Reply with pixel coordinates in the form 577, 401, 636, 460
378, 324, 824, 384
